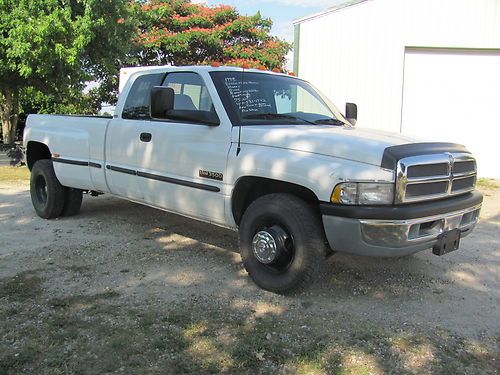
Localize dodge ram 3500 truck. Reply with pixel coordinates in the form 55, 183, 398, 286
24, 66, 483, 293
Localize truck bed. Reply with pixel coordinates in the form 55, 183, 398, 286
24, 114, 113, 192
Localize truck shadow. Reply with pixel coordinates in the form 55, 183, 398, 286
77, 193, 500, 311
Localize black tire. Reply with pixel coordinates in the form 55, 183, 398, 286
30, 159, 65, 219
61, 188, 83, 217
239, 194, 328, 294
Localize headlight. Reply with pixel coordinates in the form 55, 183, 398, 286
331, 182, 394, 205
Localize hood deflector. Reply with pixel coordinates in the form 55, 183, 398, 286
381, 143, 469, 170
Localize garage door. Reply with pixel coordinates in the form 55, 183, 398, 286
401, 48, 500, 178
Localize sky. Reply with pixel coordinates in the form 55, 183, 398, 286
194, 0, 341, 42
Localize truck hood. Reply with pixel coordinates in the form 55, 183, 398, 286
238, 125, 419, 167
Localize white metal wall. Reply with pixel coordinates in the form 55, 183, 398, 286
401, 48, 500, 178
295, 0, 500, 134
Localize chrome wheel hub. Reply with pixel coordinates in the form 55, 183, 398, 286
252, 231, 278, 264
251, 225, 289, 265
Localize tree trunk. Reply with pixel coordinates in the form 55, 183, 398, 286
1, 88, 19, 145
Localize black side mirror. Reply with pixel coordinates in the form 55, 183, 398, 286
345, 102, 357, 126
150, 86, 174, 119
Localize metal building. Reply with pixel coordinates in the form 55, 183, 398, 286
293, 0, 500, 178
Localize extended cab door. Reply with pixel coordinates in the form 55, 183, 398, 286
136, 71, 231, 224
105, 73, 165, 200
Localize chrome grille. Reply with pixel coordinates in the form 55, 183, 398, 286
451, 176, 475, 192
407, 163, 449, 178
395, 153, 476, 204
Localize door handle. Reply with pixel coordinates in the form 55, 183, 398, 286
140, 132, 152, 142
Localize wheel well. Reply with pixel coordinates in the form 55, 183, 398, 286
26, 141, 51, 170
232, 176, 320, 225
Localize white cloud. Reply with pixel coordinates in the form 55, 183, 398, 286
191, 0, 208, 3
270, 20, 295, 71
271, 20, 294, 42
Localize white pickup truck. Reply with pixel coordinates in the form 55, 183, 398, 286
24, 66, 483, 293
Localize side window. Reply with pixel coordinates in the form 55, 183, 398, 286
122, 73, 164, 120
163, 72, 214, 112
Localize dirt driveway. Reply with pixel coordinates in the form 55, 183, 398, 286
1, 175, 499, 374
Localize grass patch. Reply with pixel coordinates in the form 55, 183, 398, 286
48, 290, 120, 310
0, 166, 30, 182
0, 272, 43, 301
477, 178, 500, 190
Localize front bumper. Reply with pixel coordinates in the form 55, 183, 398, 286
321, 191, 483, 257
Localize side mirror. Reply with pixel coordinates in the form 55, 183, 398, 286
150, 86, 174, 119
345, 102, 357, 126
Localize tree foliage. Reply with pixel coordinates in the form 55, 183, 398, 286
20, 87, 101, 116
0, 0, 132, 143
131, 0, 291, 69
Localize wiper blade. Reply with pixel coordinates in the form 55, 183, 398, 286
243, 113, 298, 120
242, 113, 316, 125
243, 113, 346, 126
314, 118, 346, 126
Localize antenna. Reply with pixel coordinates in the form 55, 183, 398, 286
236, 65, 245, 156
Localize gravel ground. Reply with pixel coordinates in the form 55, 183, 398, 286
1, 178, 499, 374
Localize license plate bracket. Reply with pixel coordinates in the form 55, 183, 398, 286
433, 228, 461, 256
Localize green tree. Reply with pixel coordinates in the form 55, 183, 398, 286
131, 0, 291, 69
20, 86, 101, 118
0, 0, 132, 144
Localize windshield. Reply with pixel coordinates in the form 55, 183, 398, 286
210, 71, 348, 126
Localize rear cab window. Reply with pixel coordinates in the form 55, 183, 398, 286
122, 73, 164, 120
122, 71, 218, 124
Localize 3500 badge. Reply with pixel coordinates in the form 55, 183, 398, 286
199, 170, 223, 181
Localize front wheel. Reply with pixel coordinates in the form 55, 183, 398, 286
239, 194, 328, 294
30, 159, 65, 219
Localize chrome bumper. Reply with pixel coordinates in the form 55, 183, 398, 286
322, 204, 481, 257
